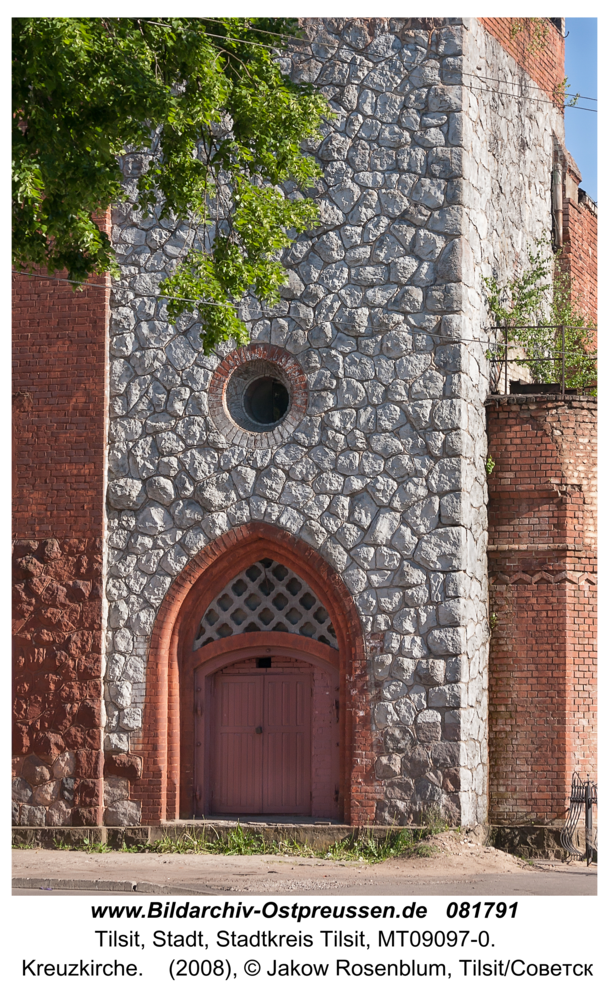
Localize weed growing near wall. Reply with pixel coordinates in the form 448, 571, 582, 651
27, 820, 453, 864
484, 238, 596, 393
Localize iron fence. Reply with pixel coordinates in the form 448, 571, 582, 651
487, 325, 597, 397
560, 773, 597, 865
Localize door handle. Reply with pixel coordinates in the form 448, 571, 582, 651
255, 726, 263, 734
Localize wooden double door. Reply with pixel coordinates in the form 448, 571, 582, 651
210, 669, 312, 815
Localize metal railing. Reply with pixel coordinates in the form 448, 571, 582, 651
560, 773, 598, 865
488, 325, 597, 397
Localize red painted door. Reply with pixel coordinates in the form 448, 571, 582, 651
264, 674, 311, 813
211, 671, 311, 815
211, 675, 263, 814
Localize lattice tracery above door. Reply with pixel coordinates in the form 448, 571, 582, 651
194, 559, 337, 650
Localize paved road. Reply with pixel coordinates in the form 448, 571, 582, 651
13, 867, 596, 897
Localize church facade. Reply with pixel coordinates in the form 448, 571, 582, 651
13, 18, 597, 843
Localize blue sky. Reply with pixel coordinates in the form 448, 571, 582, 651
564, 18, 597, 202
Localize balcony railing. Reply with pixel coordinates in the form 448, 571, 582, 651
487, 325, 597, 398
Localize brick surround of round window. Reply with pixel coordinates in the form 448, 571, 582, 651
208, 344, 308, 448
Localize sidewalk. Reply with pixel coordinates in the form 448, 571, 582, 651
13, 834, 597, 897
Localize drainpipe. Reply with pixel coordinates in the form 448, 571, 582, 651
552, 164, 563, 247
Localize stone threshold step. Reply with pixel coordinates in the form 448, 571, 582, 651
13, 823, 579, 859
13, 823, 456, 852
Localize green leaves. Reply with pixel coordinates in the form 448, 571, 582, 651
483, 237, 553, 331
484, 237, 597, 393
13, 17, 328, 347
162, 175, 320, 352
161, 250, 250, 351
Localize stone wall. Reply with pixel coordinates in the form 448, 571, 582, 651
464, 20, 564, 295
445, 19, 565, 822
11, 17, 593, 833
486, 396, 597, 824
100, 17, 567, 828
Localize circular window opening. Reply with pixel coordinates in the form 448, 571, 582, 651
244, 377, 289, 426
224, 359, 292, 432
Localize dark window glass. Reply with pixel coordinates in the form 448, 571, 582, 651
244, 377, 289, 425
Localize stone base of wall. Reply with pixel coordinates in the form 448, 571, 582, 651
13, 826, 105, 849
489, 824, 589, 861
13, 821, 584, 860
12, 822, 452, 853
12, 537, 105, 827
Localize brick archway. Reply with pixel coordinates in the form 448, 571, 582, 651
131, 523, 374, 825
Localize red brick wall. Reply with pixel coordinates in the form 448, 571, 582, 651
486, 396, 597, 826
562, 185, 597, 328
12, 270, 109, 537
12, 233, 109, 828
479, 18, 565, 103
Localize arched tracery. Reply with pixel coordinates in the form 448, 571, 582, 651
194, 558, 338, 650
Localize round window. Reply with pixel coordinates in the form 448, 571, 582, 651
223, 359, 292, 432
208, 344, 308, 446
243, 377, 290, 425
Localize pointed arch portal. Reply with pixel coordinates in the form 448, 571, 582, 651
132, 523, 373, 825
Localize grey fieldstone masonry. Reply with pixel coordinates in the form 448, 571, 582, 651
103, 18, 563, 827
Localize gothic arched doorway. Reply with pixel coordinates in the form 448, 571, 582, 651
134, 523, 370, 826
189, 558, 340, 818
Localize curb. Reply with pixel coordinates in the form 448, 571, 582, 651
12, 877, 213, 895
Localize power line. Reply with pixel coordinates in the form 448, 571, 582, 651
97, 19, 600, 116
13, 272, 596, 352
146, 15, 598, 102
127, 20, 602, 113
11, 269, 230, 309
466, 82, 596, 111
196, 31, 286, 52
461, 70, 596, 103
142, 20, 296, 53
194, 28, 599, 112
459, 73, 596, 111
196, 19, 600, 114
200, 18, 310, 45
183, 41, 598, 111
